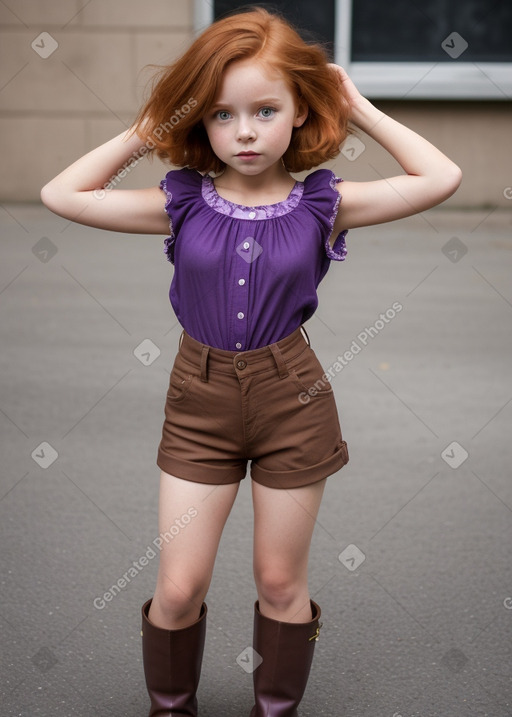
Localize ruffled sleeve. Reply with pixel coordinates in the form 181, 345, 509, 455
302, 169, 348, 262
159, 174, 176, 264
159, 168, 203, 264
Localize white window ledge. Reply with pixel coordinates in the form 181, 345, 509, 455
346, 62, 512, 100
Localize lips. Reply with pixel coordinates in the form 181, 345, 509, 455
237, 151, 260, 156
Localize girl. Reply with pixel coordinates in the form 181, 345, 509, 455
41, 7, 461, 716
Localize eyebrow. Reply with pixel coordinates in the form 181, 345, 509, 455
210, 97, 284, 110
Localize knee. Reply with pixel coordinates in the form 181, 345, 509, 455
254, 567, 304, 610
154, 574, 208, 621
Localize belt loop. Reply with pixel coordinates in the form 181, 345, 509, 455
269, 343, 289, 379
300, 324, 311, 347
200, 345, 209, 382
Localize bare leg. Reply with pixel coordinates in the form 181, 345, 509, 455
252, 478, 326, 623
149, 470, 240, 629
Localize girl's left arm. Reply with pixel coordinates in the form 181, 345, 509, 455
331, 66, 462, 232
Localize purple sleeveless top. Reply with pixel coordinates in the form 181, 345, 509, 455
159, 167, 348, 351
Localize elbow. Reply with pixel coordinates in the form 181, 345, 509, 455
40, 181, 66, 215
40, 184, 49, 207
40, 181, 56, 209
440, 162, 462, 200
449, 162, 463, 193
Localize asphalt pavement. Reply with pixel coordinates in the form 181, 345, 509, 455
1, 202, 511, 716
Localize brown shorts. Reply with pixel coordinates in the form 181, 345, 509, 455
157, 326, 349, 489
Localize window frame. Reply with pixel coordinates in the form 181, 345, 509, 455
336, 0, 512, 100
194, 0, 512, 99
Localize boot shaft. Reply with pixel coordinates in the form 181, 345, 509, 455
250, 600, 322, 717
141, 599, 207, 717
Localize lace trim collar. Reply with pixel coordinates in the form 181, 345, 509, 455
201, 175, 304, 220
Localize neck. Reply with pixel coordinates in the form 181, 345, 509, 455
215, 162, 293, 196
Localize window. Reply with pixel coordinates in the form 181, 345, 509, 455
194, 0, 512, 99
193, 1, 336, 58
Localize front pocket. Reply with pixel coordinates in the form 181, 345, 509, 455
166, 366, 196, 403
289, 348, 334, 398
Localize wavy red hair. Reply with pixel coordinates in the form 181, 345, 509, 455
131, 7, 350, 173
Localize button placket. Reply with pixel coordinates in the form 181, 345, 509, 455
232, 235, 252, 351
231, 213, 260, 351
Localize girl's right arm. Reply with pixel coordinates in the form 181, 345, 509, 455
40, 129, 170, 235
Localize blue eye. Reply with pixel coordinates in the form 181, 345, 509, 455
259, 107, 275, 118
217, 110, 231, 120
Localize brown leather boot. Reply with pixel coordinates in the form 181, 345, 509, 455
141, 599, 207, 716
249, 600, 322, 717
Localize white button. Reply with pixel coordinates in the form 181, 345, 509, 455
243, 241, 250, 249
238, 278, 245, 285
237, 312, 244, 319
235, 342, 242, 349
248, 211, 256, 219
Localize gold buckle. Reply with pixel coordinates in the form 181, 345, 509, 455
308, 621, 323, 641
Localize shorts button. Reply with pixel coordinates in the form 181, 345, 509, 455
236, 359, 247, 370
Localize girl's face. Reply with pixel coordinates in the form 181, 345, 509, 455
203, 59, 307, 177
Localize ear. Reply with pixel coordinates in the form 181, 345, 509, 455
293, 98, 308, 128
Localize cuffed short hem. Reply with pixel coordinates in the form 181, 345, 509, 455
250, 440, 349, 489
157, 449, 247, 485
157, 441, 349, 489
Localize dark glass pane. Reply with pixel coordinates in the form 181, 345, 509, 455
214, 1, 336, 60
351, 0, 512, 63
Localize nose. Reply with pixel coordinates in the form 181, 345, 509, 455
236, 116, 256, 141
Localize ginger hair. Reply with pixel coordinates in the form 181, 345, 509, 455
131, 6, 351, 173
